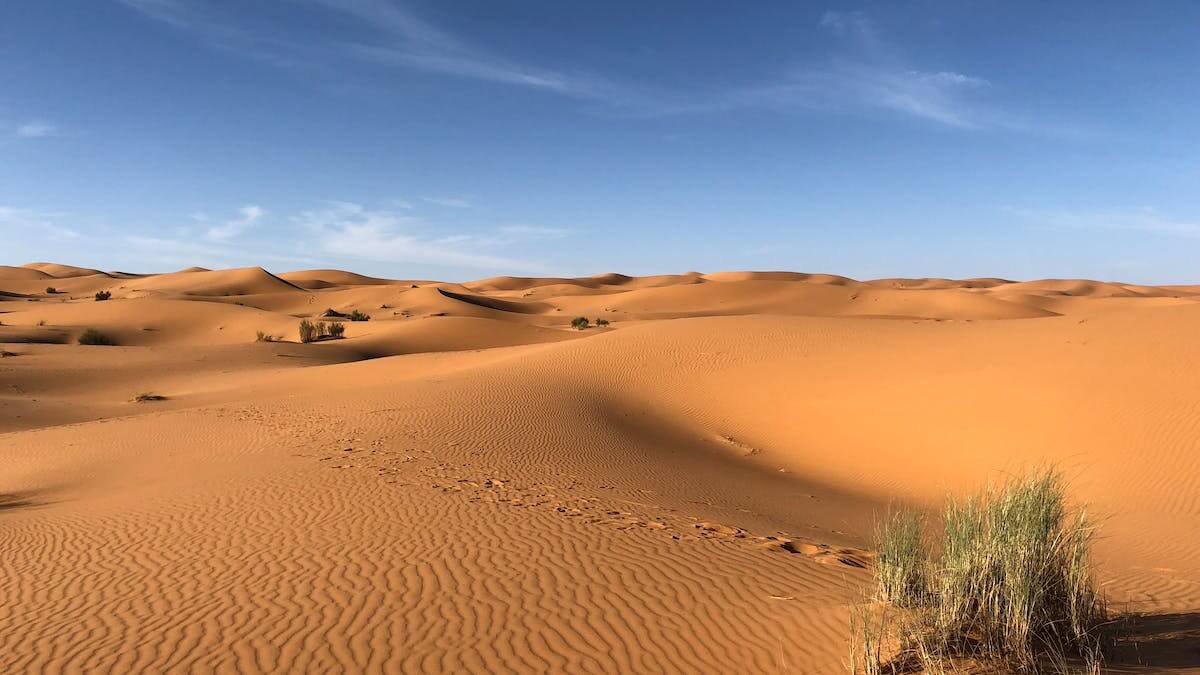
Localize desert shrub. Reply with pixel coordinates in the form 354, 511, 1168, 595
316, 321, 330, 338
852, 470, 1107, 674
347, 309, 369, 322
45, 286, 58, 294
133, 392, 167, 402
595, 318, 610, 327
78, 328, 116, 346
255, 330, 276, 343
571, 316, 590, 330
94, 290, 112, 301
328, 321, 346, 338
299, 319, 317, 343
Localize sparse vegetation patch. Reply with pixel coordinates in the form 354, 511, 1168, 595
851, 469, 1108, 674
347, 309, 369, 322
94, 291, 112, 301
78, 328, 116, 346
571, 316, 590, 330
299, 319, 317, 343
300, 319, 346, 343
133, 392, 168, 402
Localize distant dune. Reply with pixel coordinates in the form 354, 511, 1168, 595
1, 262, 1198, 672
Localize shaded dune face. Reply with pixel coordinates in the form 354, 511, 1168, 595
1, 263, 1198, 672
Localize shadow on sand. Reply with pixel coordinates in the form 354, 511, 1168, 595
1109, 611, 1200, 671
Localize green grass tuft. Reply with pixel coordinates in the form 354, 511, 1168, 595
853, 469, 1108, 673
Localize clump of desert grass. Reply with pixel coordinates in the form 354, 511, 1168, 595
851, 469, 1107, 674
78, 328, 117, 346
94, 290, 112, 301
596, 318, 610, 327
299, 319, 346, 343
255, 329, 279, 342
571, 316, 590, 330
132, 392, 167, 402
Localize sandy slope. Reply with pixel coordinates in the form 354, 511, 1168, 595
2, 264, 1199, 673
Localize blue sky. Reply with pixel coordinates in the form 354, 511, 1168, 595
2, 1, 1198, 282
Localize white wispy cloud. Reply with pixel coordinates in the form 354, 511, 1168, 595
420, 196, 472, 208
15, 121, 58, 138
120, 0, 608, 99
0, 206, 80, 240
206, 204, 265, 240
750, 10, 995, 129
294, 200, 548, 271
497, 224, 569, 240
115, 1, 1035, 131
1006, 206, 1200, 238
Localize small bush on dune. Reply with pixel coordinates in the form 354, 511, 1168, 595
94, 290, 112, 301
595, 318, 610, 327
852, 469, 1107, 674
299, 319, 317, 343
255, 330, 277, 343
347, 309, 369, 322
45, 286, 58, 294
571, 316, 590, 330
300, 318, 348, 343
133, 392, 167, 402
78, 328, 116, 346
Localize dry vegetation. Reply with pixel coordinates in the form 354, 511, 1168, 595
78, 328, 116, 346
851, 470, 1108, 674
299, 319, 346, 343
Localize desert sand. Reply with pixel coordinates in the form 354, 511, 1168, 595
1, 262, 1198, 672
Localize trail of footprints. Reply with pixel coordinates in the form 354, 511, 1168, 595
234, 403, 871, 570
356, 446, 867, 570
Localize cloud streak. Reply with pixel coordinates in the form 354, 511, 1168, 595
116, 1, 1033, 131
295, 201, 550, 271
419, 196, 472, 208
0, 206, 80, 240
15, 121, 58, 138
206, 204, 265, 240
1006, 206, 1200, 239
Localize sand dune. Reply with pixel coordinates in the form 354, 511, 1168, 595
22, 262, 111, 278
123, 266, 308, 297
2, 263, 1198, 672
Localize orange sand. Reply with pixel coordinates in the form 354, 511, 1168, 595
2, 263, 1198, 672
